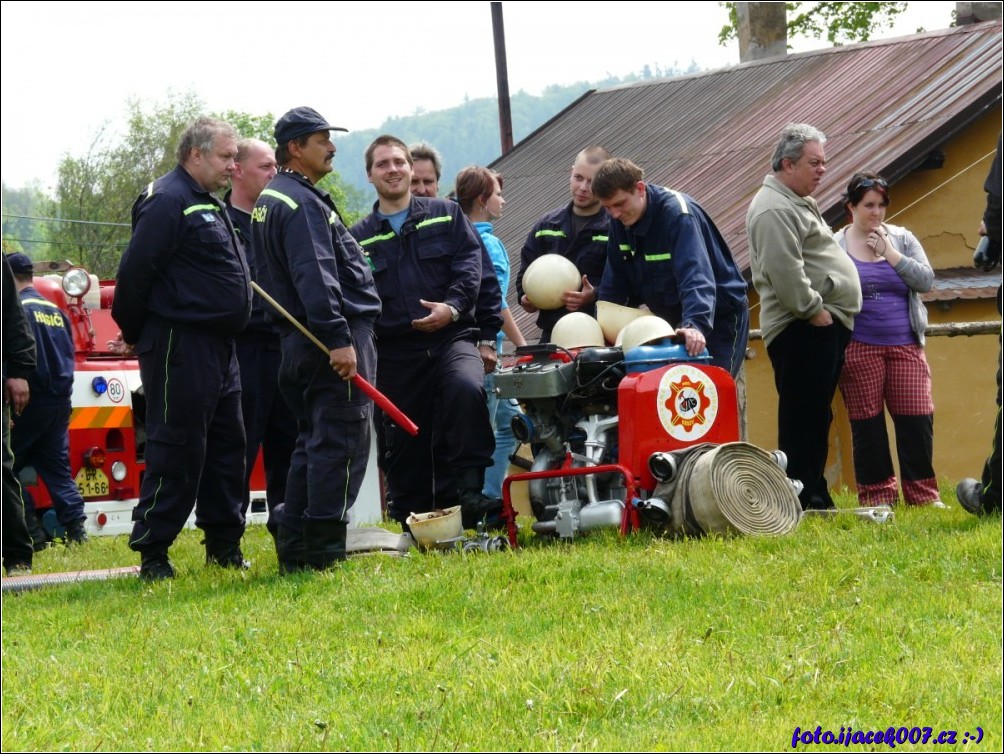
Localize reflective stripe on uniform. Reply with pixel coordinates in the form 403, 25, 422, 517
415, 215, 451, 230
359, 232, 396, 247
259, 188, 299, 210
183, 204, 220, 216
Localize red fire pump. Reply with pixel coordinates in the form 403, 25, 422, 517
495, 340, 744, 546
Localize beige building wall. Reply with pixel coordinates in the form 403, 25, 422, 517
745, 112, 1002, 496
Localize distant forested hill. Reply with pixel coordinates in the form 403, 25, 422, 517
334, 64, 699, 213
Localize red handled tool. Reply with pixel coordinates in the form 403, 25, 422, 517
250, 281, 419, 436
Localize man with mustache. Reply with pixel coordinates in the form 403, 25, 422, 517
252, 107, 381, 572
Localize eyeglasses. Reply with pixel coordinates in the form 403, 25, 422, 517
852, 177, 888, 191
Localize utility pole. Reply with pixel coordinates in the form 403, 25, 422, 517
492, 2, 514, 155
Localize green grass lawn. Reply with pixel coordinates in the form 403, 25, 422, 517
2, 487, 1000, 752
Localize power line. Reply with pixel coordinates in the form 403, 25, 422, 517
1, 213, 129, 228
4, 238, 128, 248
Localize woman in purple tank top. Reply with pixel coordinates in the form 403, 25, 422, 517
835, 172, 941, 507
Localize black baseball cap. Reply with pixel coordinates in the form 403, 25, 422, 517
5, 253, 33, 274
274, 107, 347, 145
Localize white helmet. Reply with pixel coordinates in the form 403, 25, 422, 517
596, 301, 645, 345
522, 254, 581, 310
617, 315, 676, 353
551, 312, 605, 349
406, 506, 463, 549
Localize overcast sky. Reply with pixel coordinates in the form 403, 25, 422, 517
0, 1, 957, 191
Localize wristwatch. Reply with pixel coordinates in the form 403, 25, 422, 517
447, 304, 460, 322
478, 340, 497, 349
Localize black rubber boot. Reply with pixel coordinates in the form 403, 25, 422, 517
64, 518, 89, 545
455, 468, 505, 530
276, 524, 307, 574
24, 505, 52, 552
139, 548, 175, 581
205, 535, 250, 570
303, 519, 348, 571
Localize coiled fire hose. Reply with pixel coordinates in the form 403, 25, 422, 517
647, 442, 802, 537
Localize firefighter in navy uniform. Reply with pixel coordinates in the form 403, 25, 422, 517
350, 135, 503, 531
112, 117, 252, 580
251, 107, 381, 572
2, 254, 36, 575
517, 146, 612, 342
8, 253, 89, 545
224, 138, 296, 531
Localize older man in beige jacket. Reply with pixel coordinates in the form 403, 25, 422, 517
746, 123, 862, 511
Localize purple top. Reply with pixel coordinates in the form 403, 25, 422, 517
851, 257, 915, 346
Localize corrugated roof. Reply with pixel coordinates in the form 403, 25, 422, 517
923, 267, 1003, 301
490, 21, 1003, 342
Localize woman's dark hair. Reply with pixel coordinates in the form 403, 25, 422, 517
844, 171, 890, 208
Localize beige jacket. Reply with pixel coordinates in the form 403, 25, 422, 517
746, 174, 862, 346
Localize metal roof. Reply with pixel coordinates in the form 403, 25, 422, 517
490, 21, 1003, 341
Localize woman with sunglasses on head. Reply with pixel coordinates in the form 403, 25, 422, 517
835, 172, 942, 507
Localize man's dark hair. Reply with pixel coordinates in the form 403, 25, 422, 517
365, 135, 412, 174
591, 158, 644, 200
275, 134, 311, 167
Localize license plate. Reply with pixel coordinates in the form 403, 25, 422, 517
75, 467, 109, 498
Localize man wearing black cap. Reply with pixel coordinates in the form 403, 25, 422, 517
8, 252, 89, 546
251, 107, 381, 572
112, 116, 252, 580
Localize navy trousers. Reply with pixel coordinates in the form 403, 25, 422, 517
377, 334, 494, 524
236, 334, 296, 517
11, 398, 86, 525
129, 321, 246, 552
276, 323, 376, 529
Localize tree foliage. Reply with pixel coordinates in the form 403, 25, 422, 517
718, 1, 911, 46
42, 93, 359, 277
2, 182, 50, 255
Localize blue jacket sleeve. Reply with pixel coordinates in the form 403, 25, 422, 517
112, 191, 184, 344
597, 229, 634, 306
444, 212, 483, 316
284, 200, 352, 350
670, 213, 717, 335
